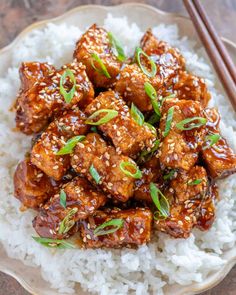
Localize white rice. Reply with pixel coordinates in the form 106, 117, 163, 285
0, 14, 236, 295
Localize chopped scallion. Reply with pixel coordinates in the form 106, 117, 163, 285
131, 103, 144, 126
91, 53, 111, 78
120, 161, 142, 179
85, 109, 118, 125
56, 135, 85, 155
176, 117, 207, 131
59, 69, 76, 104
108, 32, 126, 62
163, 106, 175, 137
150, 182, 170, 219
94, 218, 124, 236
89, 164, 101, 184
135, 47, 157, 78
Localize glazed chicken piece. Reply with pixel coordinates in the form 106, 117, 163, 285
74, 24, 122, 88
80, 208, 152, 248
134, 155, 163, 203
173, 71, 211, 108
85, 90, 156, 158
33, 177, 106, 239
71, 133, 137, 202
14, 158, 58, 209
159, 99, 206, 171
154, 166, 213, 238
16, 61, 94, 134
201, 108, 236, 178
31, 108, 89, 180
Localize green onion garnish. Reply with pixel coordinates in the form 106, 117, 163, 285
32, 237, 76, 249
135, 47, 157, 78
58, 208, 78, 235
144, 122, 157, 136
91, 126, 98, 133
85, 109, 118, 125
188, 179, 202, 186
150, 182, 170, 219
148, 113, 160, 125
120, 161, 142, 179
91, 53, 111, 78
108, 32, 126, 62
138, 139, 160, 163
163, 106, 175, 137
59, 69, 76, 104
163, 169, 177, 180
89, 164, 101, 184
202, 133, 220, 150
160, 93, 176, 106
93, 218, 124, 236
131, 103, 145, 126
144, 82, 161, 117
176, 117, 207, 131
59, 189, 67, 209
56, 135, 85, 155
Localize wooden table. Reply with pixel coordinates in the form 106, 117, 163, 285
0, 0, 235, 294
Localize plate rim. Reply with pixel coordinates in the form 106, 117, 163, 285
0, 2, 235, 295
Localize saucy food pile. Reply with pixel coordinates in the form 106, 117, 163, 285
13, 24, 236, 249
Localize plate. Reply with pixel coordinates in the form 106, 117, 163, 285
0, 3, 235, 295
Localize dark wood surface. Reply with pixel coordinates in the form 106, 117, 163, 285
0, 1, 235, 295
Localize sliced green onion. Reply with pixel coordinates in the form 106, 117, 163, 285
188, 179, 202, 186
163, 106, 175, 137
120, 161, 142, 179
56, 135, 85, 155
85, 109, 118, 125
108, 32, 126, 62
150, 182, 170, 218
91, 126, 98, 133
94, 218, 124, 236
153, 211, 168, 221
160, 93, 176, 106
59, 189, 67, 209
138, 139, 160, 163
163, 169, 177, 180
148, 113, 160, 125
131, 103, 144, 126
202, 133, 220, 150
135, 47, 157, 78
176, 117, 207, 131
60, 69, 76, 104
89, 164, 101, 184
144, 122, 157, 137
32, 237, 76, 249
144, 82, 161, 117
58, 208, 78, 235
91, 53, 111, 78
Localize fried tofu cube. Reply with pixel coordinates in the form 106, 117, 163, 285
85, 90, 156, 158
141, 29, 185, 84
80, 208, 152, 248
71, 133, 137, 202
202, 108, 236, 178
134, 155, 163, 203
74, 24, 122, 88
115, 64, 154, 112
31, 108, 89, 180
154, 166, 210, 238
170, 166, 208, 203
16, 61, 94, 134
19, 62, 55, 92
173, 71, 211, 107
196, 183, 217, 231
14, 158, 58, 209
159, 99, 206, 171
33, 177, 106, 239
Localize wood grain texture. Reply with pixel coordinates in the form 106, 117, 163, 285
0, 1, 235, 295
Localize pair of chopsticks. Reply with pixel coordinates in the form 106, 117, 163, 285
183, 0, 236, 112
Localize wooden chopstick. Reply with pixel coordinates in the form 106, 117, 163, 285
183, 0, 236, 112
194, 0, 236, 84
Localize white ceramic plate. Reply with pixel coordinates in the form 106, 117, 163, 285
0, 3, 235, 295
